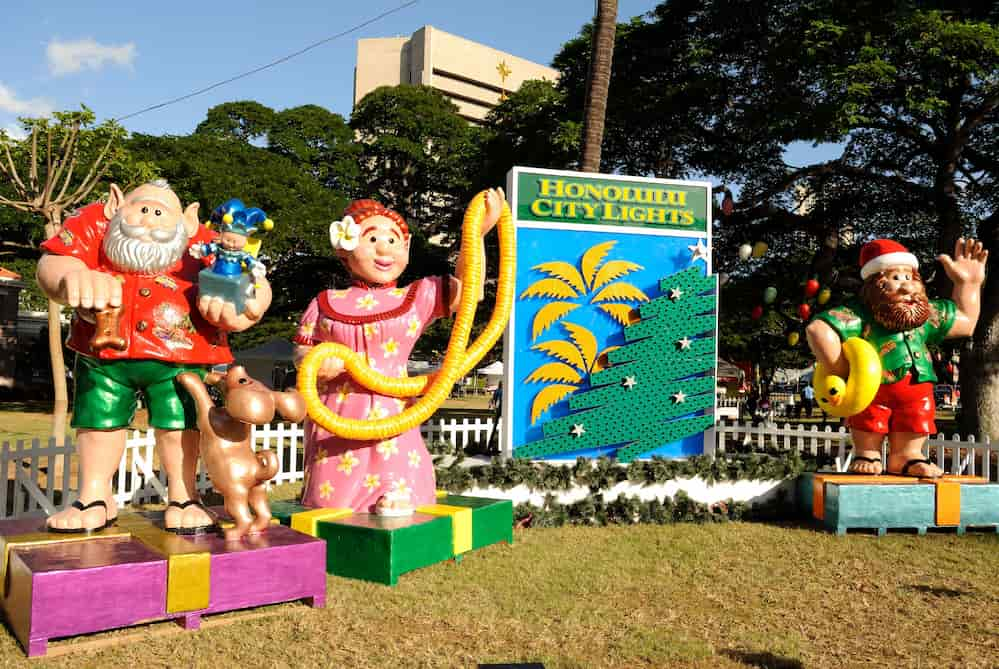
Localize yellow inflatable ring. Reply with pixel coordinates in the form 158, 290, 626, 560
298, 191, 515, 441
812, 337, 881, 418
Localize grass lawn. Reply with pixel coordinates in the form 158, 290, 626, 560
1, 507, 998, 667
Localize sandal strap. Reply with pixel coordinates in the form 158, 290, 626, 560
71, 499, 108, 512
901, 458, 933, 476
168, 499, 206, 510
851, 456, 881, 464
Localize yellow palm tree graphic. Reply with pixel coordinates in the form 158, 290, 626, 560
520, 241, 649, 424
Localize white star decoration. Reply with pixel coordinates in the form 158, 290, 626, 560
570, 424, 586, 437
621, 376, 637, 390
676, 336, 692, 350
688, 239, 710, 264
668, 287, 684, 301
672, 390, 687, 404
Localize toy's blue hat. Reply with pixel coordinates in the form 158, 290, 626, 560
210, 198, 273, 237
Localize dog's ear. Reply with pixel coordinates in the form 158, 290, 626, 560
273, 389, 307, 423
204, 371, 224, 386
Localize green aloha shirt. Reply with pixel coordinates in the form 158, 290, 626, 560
814, 298, 956, 385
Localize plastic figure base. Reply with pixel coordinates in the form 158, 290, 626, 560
0, 509, 326, 657
271, 493, 514, 585
198, 268, 253, 314
798, 472, 999, 535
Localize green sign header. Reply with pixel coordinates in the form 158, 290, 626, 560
515, 170, 709, 233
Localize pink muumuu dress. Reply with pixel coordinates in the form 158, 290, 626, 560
294, 277, 449, 512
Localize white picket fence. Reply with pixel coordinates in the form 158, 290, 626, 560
3, 418, 996, 519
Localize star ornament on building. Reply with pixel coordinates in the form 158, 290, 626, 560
688, 239, 710, 264
570, 423, 586, 437
675, 336, 692, 351
621, 375, 637, 390
667, 287, 684, 301
671, 390, 688, 404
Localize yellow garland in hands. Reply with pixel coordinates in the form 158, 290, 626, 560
298, 191, 514, 441
812, 337, 881, 418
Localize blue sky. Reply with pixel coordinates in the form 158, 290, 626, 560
0, 0, 654, 137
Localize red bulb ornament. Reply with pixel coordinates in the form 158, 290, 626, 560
797, 303, 812, 320
804, 279, 820, 297
751, 305, 764, 320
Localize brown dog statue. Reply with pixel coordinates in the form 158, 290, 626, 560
178, 366, 306, 541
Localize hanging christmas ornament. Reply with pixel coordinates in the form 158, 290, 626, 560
797, 303, 812, 320
738, 243, 753, 261
752, 241, 768, 258
718, 272, 731, 286
817, 287, 831, 305
787, 331, 800, 346
763, 286, 777, 304
804, 278, 820, 297
722, 189, 734, 216
751, 305, 764, 320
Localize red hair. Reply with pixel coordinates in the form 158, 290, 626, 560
343, 199, 410, 240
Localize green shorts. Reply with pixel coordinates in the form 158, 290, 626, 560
72, 356, 207, 430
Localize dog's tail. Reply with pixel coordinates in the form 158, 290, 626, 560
255, 449, 280, 482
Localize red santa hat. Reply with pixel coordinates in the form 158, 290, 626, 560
859, 239, 919, 280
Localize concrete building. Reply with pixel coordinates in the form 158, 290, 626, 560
354, 25, 559, 123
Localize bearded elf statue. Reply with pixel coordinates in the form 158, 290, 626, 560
36, 180, 272, 533
807, 238, 987, 478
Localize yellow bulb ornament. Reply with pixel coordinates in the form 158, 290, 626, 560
298, 191, 515, 441
752, 241, 768, 258
787, 331, 800, 346
811, 337, 881, 417
817, 287, 831, 305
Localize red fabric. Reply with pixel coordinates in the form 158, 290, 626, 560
40, 203, 233, 365
847, 373, 936, 435
858, 239, 911, 269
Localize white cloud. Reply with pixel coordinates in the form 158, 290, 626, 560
0, 83, 53, 117
3, 123, 28, 140
47, 38, 136, 76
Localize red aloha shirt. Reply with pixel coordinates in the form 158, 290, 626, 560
40, 202, 233, 365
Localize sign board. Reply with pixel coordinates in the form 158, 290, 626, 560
502, 167, 717, 462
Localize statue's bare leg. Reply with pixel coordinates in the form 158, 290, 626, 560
158, 429, 216, 530
47, 429, 123, 531
848, 429, 884, 474
886, 431, 942, 478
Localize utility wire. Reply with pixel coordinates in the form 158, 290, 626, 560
116, 0, 419, 122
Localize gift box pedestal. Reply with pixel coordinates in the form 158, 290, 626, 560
0, 511, 326, 657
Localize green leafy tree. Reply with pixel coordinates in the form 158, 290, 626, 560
0, 107, 154, 436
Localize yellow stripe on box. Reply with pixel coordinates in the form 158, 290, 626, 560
416, 504, 473, 554
290, 508, 353, 537
0, 529, 131, 597
118, 513, 211, 613
933, 480, 962, 527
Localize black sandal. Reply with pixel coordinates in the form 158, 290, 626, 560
889, 458, 937, 477
165, 499, 219, 535
47, 499, 117, 534
848, 455, 882, 474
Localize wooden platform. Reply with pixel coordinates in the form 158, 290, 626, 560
798, 472, 999, 535
0, 511, 326, 657
271, 493, 514, 585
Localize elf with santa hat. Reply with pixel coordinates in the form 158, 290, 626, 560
806, 238, 988, 477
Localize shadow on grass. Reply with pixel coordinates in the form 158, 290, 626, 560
904, 584, 971, 598
721, 649, 804, 669
0, 401, 57, 414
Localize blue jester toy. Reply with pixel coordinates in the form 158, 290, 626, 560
190, 199, 273, 314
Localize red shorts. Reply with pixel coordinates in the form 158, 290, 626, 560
847, 373, 936, 435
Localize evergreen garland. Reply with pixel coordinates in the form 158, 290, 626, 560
431, 450, 821, 527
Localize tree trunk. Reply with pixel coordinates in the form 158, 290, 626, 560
43, 216, 68, 446
579, 0, 618, 173
963, 212, 999, 438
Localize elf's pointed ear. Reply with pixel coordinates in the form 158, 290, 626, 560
104, 183, 125, 220
183, 202, 200, 237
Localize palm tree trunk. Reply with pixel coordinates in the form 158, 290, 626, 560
579, 0, 618, 173
43, 216, 68, 446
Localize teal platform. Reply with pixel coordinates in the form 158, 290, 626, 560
798, 472, 999, 535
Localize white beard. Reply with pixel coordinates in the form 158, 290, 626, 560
103, 212, 188, 274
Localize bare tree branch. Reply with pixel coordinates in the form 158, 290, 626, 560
28, 125, 39, 192
43, 122, 80, 206
66, 132, 116, 204
0, 140, 27, 197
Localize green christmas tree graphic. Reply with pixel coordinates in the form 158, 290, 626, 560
514, 266, 717, 463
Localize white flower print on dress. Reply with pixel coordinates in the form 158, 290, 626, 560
376, 438, 399, 460
337, 450, 360, 476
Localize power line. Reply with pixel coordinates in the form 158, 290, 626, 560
116, 1, 419, 123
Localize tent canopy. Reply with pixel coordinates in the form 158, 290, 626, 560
477, 361, 503, 376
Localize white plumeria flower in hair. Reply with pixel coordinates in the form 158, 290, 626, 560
340, 218, 361, 252
329, 218, 347, 250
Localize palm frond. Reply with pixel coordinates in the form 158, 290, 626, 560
562, 322, 597, 371
530, 383, 578, 425
533, 339, 586, 371
590, 281, 650, 303
525, 362, 584, 384
520, 278, 580, 300
592, 260, 643, 290
532, 261, 586, 293
597, 303, 640, 326
531, 301, 580, 340
581, 241, 616, 290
